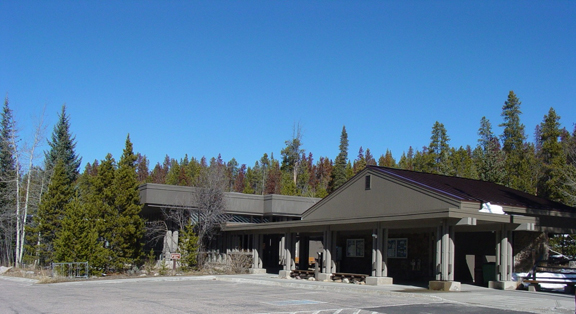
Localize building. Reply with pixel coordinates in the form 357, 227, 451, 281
140, 166, 576, 290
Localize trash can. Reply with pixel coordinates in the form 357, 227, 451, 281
482, 262, 496, 286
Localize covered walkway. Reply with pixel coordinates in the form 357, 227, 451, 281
223, 166, 576, 290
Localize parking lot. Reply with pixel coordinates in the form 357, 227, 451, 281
0, 274, 574, 314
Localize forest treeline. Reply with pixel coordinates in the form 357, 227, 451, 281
1, 90, 575, 269
126, 91, 576, 206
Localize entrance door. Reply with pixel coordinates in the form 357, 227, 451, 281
454, 232, 496, 285
262, 234, 281, 273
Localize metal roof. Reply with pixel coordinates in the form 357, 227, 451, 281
370, 166, 574, 212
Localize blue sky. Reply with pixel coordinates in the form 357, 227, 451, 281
1, 1, 575, 169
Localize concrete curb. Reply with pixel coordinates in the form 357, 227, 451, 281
49, 275, 218, 285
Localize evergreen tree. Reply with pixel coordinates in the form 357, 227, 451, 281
135, 153, 149, 184
280, 171, 297, 196
265, 158, 282, 194
243, 166, 257, 194
398, 147, 414, 170
353, 147, 366, 174
87, 154, 117, 271
365, 148, 377, 166
296, 152, 311, 196
0, 98, 17, 265
109, 135, 144, 269
562, 126, 576, 206
178, 224, 199, 270
281, 126, 304, 185
226, 158, 239, 192
45, 105, 81, 183
234, 164, 246, 193
537, 108, 567, 202
449, 146, 477, 178
475, 117, 505, 183
330, 126, 348, 191
259, 153, 270, 195
53, 193, 106, 273
499, 91, 533, 192
378, 149, 396, 168
315, 156, 332, 198
29, 159, 72, 265
428, 121, 451, 174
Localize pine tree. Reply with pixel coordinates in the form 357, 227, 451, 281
537, 108, 567, 202
85, 153, 117, 271
0, 98, 17, 265
398, 147, 414, 170
353, 147, 366, 174
178, 224, 199, 270
234, 164, 246, 193
135, 153, 149, 184
429, 121, 451, 175
449, 146, 477, 178
29, 159, 72, 265
165, 158, 181, 186
281, 126, 304, 185
109, 135, 144, 269
265, 159, 282, 194
330, 126, 348, 191
365, 148, 377, 166
475, 117, 505, 183
499, 91, 533, 192
45, 105, 81, 183
53, 193, 106, 273
379, 149, 396, 168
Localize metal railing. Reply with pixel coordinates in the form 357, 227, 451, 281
51, 262, 89, 279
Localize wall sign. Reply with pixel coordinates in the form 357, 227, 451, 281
387, 238, 408, 258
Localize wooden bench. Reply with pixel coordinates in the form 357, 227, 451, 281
290, 269, 315, 279
330, 272, 367, 283
520, 263, 576, 293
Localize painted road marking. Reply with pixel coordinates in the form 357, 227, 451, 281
263, 300, 326, 306
257, 309, 381, 314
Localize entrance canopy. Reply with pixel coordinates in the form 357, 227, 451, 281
223, 166, 576, 287
224, 166, 576, 234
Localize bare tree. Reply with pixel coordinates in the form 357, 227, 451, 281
281, 123, 304, 185
193, 159, 229, 250
12, 109, 46, 267
562, 141, 576, 207
0, 102, 46, 267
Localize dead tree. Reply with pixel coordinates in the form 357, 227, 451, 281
192, 160, 229, 251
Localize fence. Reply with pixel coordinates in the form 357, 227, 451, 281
198, 249, 253, 273
51, 262, 89, 279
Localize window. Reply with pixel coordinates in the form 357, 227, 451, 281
365, 175, 371, 190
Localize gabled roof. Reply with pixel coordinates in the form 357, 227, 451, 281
370, 166, 574, 212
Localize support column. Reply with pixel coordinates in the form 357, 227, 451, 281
366, 225, 393, 285
290, 233, 297, 271
430, 220, 460, 291
285, 232, 292, 270
372, 228, 380, 277
332, 231, 339, 273
280, 234, 286, 268
279, 232, 293, 279
317, 229, 334, 281
382, 228, 388, 277
249, 233, 266, 274
373, 228, 380, 277
490, 225, 517, 290
449, 225, 455, 281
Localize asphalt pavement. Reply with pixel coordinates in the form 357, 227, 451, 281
0, 273, 574, 314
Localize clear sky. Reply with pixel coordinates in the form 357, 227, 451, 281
1, 1, 575, 169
